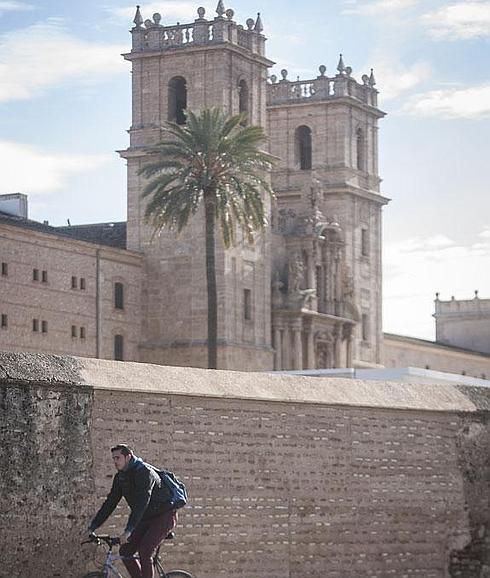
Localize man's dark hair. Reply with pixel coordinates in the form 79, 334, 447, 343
111, 444, 134, 456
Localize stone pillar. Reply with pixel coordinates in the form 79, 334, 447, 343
273, 324, 283, 370
344, 324, 353, 368
291, 323, 303, 370
282, 326, 290, 370
307, 328, 315, 369
333, 324, 341, 368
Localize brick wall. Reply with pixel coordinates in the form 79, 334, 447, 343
0, 352, 489, 577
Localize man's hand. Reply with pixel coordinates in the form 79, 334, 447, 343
119, 530, 131, 544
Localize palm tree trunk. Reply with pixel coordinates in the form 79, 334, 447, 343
204, 193, 218, 369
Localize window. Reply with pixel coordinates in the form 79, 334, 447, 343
80, 277, 86, 290
361, 228, 369, 257
80, 327, 86, 339
168, 76, 187, 125
71, 325, 77, 338
33, 268, 39, 281
41, 320, 48, 333
295, 125, 312, 170
361, 314, 369, 341
71, 276, 77, 289
41, 270, 48, 283
1, 262, 7, 276
356, 128, 365, 171
238, 79, 249, 123
244, 289, 252, 321
1, 314, 7, 328
114, 282, 124, 310
32, 319, 39, 332
114, 334, 124, 361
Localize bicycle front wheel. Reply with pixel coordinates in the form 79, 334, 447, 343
165, 572, 194, 578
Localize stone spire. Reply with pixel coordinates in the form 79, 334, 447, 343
337, 53, 345, 74
254, 12, 263, 33
369, 68, 376, 87
133, 5, 143, 28
216, 0, 225, 17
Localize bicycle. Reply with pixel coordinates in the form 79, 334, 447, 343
82, 531, 193, 578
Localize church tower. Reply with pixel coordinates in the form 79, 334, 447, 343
268, 58, 389, 369
120, 3, 274, 369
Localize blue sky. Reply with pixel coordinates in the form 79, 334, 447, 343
1, 0, 489, 340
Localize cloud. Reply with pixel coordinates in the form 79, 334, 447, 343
111, 2, 204, 24
0, 20, 126, 103
383, 232, 490, 339
0, 140, 112, 194
402, 83, 490, 118
374, 59, 431, 100
342, 0, 419, 16
0, 1, 33, 13
423, 1, 490, 40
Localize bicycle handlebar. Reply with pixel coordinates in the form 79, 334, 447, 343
82, 533, 120, 547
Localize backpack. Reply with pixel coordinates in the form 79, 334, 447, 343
156, 469, 188, 509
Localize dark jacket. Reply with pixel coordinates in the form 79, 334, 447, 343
89, 456, 171, 534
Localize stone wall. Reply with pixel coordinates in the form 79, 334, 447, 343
0, 351, 489, 577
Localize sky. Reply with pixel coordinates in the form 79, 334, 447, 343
0, 0, 489, 341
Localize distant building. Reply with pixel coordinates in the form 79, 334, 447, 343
0, 3, 488, 379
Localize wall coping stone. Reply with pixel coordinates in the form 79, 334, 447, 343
1, 351, 488, 413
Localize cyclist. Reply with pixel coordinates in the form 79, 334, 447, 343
88, 444, 177, 578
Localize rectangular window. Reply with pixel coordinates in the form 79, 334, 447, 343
80, 327, 86, 339
114, 334, 124, 361
71, 325, 77, 338
41, 320, 48, 333
1, 314, 7, 328
361, 228, 369, 257
1, 262, 7, 276
114, 282, 124, 310
80, 277, 86, 290
71, 276, 77, 289
32, 318, 39, 332
33, 268, 39, 281
244, 289, 252, 321
362, 314, 369, 342
42, 270, 48, 283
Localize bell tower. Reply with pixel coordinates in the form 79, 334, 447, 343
119, 3, 275, 369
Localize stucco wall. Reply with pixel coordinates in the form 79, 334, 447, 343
0, 352, 489, 578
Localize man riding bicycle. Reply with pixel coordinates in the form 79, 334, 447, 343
88, 444, 177, 578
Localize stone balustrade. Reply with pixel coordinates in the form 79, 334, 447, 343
130, 4, 266, 56
267, 63, 379, 107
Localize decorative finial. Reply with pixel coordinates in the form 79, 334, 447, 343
153, 12, 161, 26
362, 74, 369, 86
216, 0, 225, 17
319, 65, 326, 77
133, 5, 143, 28
254, 12, 263, 33
280, 69, 288, 81
435, 292, 440, 300
475, 290, 479, 298
451, 295, 455, 300
197, 6, 206, 19
246, 18, 255, 30
225, 8, 234, 20
270, 74, 277, 84
144, 19, 153, 28
369, 68, 376, 87
337, 53, 345, 74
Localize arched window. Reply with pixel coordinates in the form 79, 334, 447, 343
356, 128, 365, 171
238, 79, 249, 123
168, 76, 187, 125
114, 334, 124, 361
295, 126, 312, 170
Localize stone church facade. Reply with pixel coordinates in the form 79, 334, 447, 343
0, 3, 488, 377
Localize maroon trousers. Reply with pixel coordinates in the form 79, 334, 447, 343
120, 510, 177, 578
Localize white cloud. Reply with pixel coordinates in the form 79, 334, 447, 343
423, 1, 490, 40
0, 1, 33, 13
370, 58, 431, 100
0, 20, 126, 103
112, 2, 206, 24
383, 232, 490, 339
342, 0, 419, 16
0, 141, 111, 194
402, 83, 490, 118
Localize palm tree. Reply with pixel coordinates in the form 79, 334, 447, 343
139, 108, 275, 369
